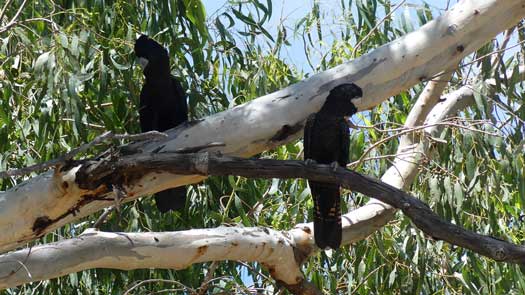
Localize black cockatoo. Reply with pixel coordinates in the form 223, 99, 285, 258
304, 83, 362, 249
134, 35, 189, 213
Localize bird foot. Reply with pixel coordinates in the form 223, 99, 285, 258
330, 161, 339, 172
305, 159, 317, 166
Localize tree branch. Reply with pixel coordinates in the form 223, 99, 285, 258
82, 152, 525, 263
2, 153, 525, 290
0, 0, 523, 254
335, 67, 456, 247
339, 60, 525, 247
0, 226, 310, 291
0, 131, 168, 178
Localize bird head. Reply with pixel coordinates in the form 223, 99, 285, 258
134, 35, 170, 74
320, 83, 362, 117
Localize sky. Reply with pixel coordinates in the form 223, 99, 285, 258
195, 0, 524, 289
198, 0, 455, 289
201, 0, 454, 74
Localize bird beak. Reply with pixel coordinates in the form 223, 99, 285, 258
137, 57, 149, 70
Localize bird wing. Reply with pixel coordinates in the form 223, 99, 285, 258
170, 76, 189, 123
338, 118, 350, 166
303, 114, 316, 159
139, 84, 156, 131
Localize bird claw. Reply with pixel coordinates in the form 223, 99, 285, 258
330, 161, 339, 172
305, 159, 317, 166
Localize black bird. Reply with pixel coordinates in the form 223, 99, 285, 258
134, 35, 189, 213
304, 83, 362, 249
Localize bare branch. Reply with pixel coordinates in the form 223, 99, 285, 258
2, 153, 525, 290
0, 0, 523, 255
0, 0, 29, 34
430, 38, 525, 81
0, 0, 13, 23
196, 262, 219, 295
94, 152, 525, 263
339, 68, 455, 247
349, 118, 500, 168
91, 207, 115, 229
123, 279, 194, 295
0, 131, 167, 178
352, 0, 406, 58
0, 226, 308, 290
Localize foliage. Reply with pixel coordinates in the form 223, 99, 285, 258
1, 0, 525, 294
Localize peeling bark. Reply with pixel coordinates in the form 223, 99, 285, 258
3, 149, 525, 289
0, 227, 308, 290
0, 0, 523, 254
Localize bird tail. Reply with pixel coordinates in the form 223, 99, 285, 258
310, 181, 342, 249
154, 187, 187, 213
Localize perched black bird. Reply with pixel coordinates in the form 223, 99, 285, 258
304, 83, 362, 249
134, 35, 189, 213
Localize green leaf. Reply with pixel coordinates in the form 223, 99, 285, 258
388, 266, 397, 287
466, 152, 476, 181
70, 34, 80, 57
268, 178, 279, 195
184, 0, 207, 40
357, 259, 366, 277
34, 51, 50, 72
454, 181, 464, 212
473, 90, 486, 117
59, 32, 69, 48
109, 50, 130, 70
429, 176, 441, 202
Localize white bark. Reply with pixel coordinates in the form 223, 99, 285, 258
338, 65, 525, 245
337, 70, 456, 245
0, 0, 524, 254
0, 78, 518, 289
0, 227, 311, 289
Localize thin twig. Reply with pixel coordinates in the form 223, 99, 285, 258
9, 0, 29, 25
0, 0, 29, 34
0, 246, 32, 281
346, 150, 428, 168
350, 117, 490, 133
0, 131, 167, 178
92, 207, 115, 229
0, 17, 59, 34
123, 279, 194, 295
429, 39, 525, 81
195, 261, 219, 295
351, 263, 387, 293
351, 120, 502, 169
0, 0, 14, 23
352, 0, 406, 58
236, 261, 273, 282
491, 27, 515, 69
90, 189, 126, 233
112, 184, 126, 213
59, 118, 105, 129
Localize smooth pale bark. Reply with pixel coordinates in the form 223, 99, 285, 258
0, 227, 311, 290
0, 0, 524, 254
0, 86, 516, 289
0, 75, 520, 289
336, 70, 456, 245
338, 64, 525, 246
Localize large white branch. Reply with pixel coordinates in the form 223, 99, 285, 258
0, 0, 524, 253
0, 227, 311, 290
0, 80, 484, 290
338, 64, 525, 245
334, 70, 455, 245
0, 73, 521, 289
